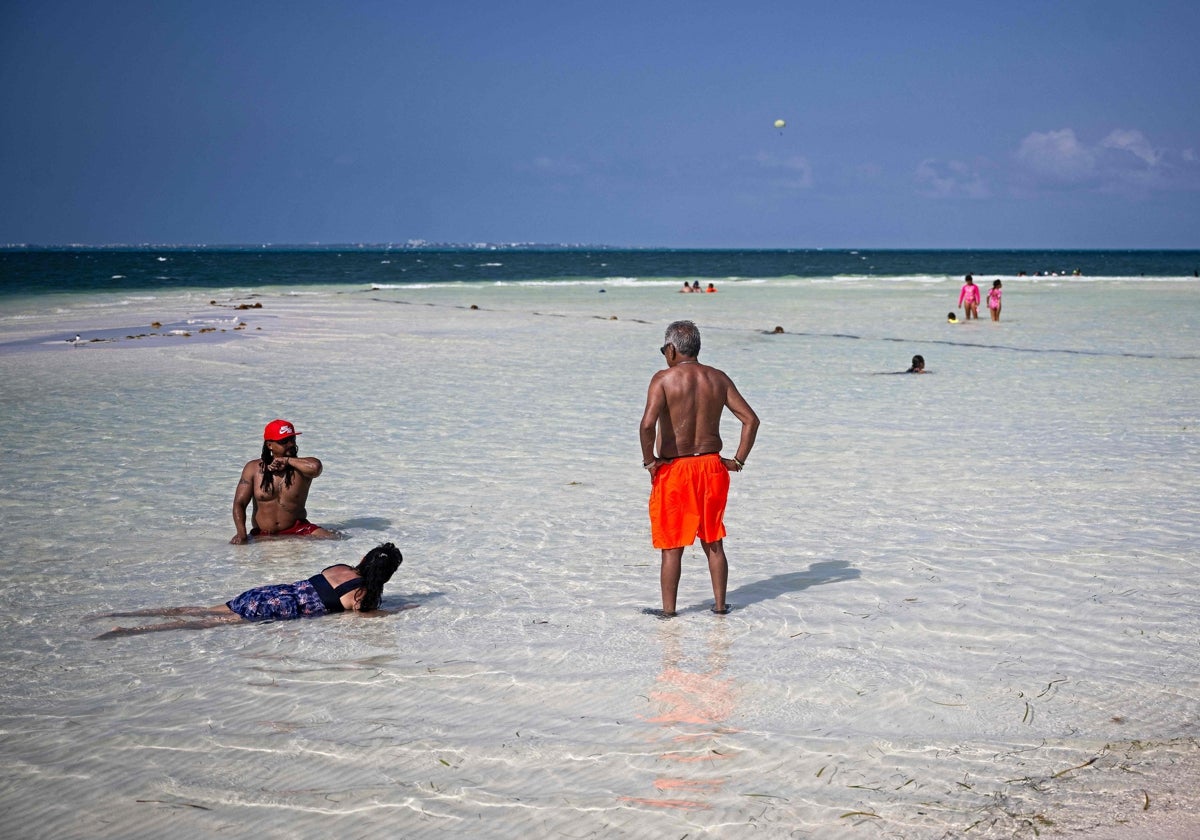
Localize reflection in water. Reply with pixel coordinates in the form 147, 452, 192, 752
621, 620, 738, 811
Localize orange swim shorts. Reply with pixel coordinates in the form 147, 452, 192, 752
649, 453, 730, 549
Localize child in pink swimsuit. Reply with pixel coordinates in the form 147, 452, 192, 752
958, 274, 981, 320
987, 280, 1002, 321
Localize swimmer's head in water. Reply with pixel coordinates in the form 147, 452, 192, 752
910, 355, 925, 371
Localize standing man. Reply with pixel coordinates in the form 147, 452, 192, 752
230, 419, 335, 544
639, 321, 759, 616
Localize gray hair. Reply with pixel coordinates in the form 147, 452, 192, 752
664, 320, 701, 357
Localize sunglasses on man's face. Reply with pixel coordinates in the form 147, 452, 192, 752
659, 344, 670, 356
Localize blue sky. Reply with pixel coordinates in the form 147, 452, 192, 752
2, 1, 1198, 247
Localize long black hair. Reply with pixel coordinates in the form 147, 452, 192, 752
259, 440, 298, 494
354, 542, 403, 612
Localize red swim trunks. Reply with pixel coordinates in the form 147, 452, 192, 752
250, 518, 323, 538
649, 453, 730, 549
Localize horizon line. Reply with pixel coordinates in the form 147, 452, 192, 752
4, 242, 1198, 253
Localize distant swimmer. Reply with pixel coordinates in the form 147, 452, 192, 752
706, 283, 717, 293
692, 281, 701, 292
231, 419, 336, 544
679, 282, 694, 293
92, 543, 403, 638
947, 312, 959, 324
876, 354, 930, 375
958, 275, 980, 320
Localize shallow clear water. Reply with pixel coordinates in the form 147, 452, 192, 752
1, 276, 1198, 838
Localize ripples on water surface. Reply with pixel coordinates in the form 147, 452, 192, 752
1, 270, 1198, 838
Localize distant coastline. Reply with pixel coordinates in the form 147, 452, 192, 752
1, 241, 617, 252
2, 247, 1197, 300
3, 242, 1199, 255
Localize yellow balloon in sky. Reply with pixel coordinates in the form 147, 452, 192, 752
773, 119, 786, 129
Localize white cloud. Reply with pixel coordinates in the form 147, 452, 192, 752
914, 158, 990, 199
1015, 129, 1096, 182
1101, 129, 1161, 166
1012, 127, 1198, 194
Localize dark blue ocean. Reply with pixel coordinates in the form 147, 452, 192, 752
2, 247, 1199, 298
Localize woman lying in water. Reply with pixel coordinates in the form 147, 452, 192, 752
93, 542, 402, 639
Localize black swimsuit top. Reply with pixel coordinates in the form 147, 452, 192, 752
308, 566, 364, 613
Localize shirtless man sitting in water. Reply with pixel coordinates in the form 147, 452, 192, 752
230, 419, 335, 544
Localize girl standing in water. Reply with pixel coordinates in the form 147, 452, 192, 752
988, 279, 1003, 321
958, 274, 981, 320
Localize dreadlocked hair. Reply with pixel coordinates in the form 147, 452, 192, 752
354, 542, 403, 612
259, 442, 296, 493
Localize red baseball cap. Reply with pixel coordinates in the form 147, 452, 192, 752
263, 419, 302, 441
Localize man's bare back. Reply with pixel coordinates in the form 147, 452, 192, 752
642, 362, 746, 460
